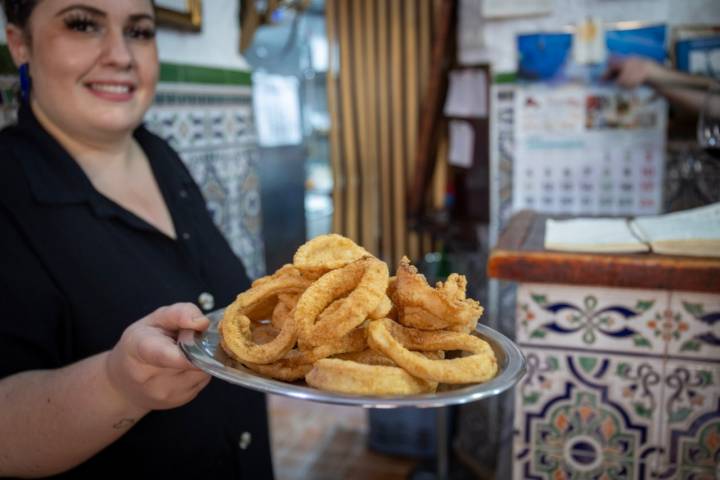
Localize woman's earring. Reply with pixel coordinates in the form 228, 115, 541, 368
19, 63, 31, 101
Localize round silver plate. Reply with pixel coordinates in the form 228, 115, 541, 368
179, 309, 526, 408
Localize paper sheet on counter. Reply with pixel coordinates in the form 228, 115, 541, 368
448, 121, 475, 168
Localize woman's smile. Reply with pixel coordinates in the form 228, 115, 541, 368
85, 80, 137, 101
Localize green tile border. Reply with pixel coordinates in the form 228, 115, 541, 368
0, 44, 251, 86
494, 71, 518, 84
159, 63, 251, 86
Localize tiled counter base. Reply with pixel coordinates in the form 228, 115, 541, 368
512, 283, 720, 480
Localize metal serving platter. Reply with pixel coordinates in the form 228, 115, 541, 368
179, 309, 526, 408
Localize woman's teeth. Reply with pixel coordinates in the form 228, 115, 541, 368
89, 84, 131, 94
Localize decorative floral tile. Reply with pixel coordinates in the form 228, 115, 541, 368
489, 84, 517, 247
513, 347, 664, 479
665, 291, 720, 360
516, 283, 670, 355
651, 359, 720, 480
145, 84, 266, 279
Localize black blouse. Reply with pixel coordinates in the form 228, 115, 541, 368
0, 103, 274, 479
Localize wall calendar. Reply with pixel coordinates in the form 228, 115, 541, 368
512, 84, 667, 216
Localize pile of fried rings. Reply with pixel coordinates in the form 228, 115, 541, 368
219, 234, 498, 396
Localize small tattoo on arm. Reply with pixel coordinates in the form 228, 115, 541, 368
113, 418, 136, 430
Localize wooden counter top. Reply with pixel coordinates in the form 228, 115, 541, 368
487, 210, 720, 293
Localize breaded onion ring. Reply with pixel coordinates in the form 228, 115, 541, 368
293, 234, 371, 274
296, 257, 389, 347
305, 358, 437, 395
367, 319, 497, 384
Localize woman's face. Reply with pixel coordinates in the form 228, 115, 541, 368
15, 0, 158, 137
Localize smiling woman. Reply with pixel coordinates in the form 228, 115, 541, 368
6, 0, 159, 140
0, 0, 273, 478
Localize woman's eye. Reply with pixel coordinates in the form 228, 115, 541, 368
126, 27, 156, 40
64, 17, 99, 33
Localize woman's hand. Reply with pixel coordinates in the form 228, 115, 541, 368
106, 303, 211, 412
0, 303, 212, 476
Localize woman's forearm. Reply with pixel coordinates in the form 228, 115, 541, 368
0, 352, 149, 478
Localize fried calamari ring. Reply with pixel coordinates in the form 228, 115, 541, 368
317, 294, 391, 325
369, 295, 393, 320
333, 348, 396, 366
219, 311, 298, 365
226, 264, 312, 323
293, 234, 371, 274
271, 293, 299, 330
367, 319, 497, 384
224, 265, 312, 322
252, 324, 280, 344
295, 325, 368, 361
242, 326, 368, 381
334, 348, 445, 366
305, 358, 438, 395
394, 257, 483, 331
242, 349, 315, 381
296, 257, 389, 347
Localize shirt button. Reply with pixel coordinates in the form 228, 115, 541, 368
182, 232, 191, 240
179, 189, 188, 199
198, 292, 215, 311
238, 431, 252, 450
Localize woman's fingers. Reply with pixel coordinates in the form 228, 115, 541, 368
135, 334, 195, 370
145, 303, 209, 333
106, 303, 215, 411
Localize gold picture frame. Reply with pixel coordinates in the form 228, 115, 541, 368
155, 0, 203, 32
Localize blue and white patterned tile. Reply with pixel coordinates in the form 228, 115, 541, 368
651, 358, 720, 480
145, 83, 266, 279
180, 147, 265, 279
513, 346, 664, 480
665, 291, 720, 361
516, 283, 669, 355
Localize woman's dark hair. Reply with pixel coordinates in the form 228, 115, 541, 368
1, 0, 38, 29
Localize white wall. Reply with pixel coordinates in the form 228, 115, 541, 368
1, 0, 249, 71
156, 0, 249, 70
459, 0, 720, 73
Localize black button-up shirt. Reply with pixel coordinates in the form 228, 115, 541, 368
0, 103, 274, 479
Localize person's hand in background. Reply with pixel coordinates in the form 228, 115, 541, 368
604, 55, 718, 115
604, 56, 664, 88
106, 303, 211, 411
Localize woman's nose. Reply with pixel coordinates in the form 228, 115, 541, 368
101, 29, 134, 70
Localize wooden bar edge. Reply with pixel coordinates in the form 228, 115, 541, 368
488, 249, 720, 293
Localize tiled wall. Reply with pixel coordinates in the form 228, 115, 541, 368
514, 283, 720, 479
0, 57, 265, 279
145, 66, 265, 278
